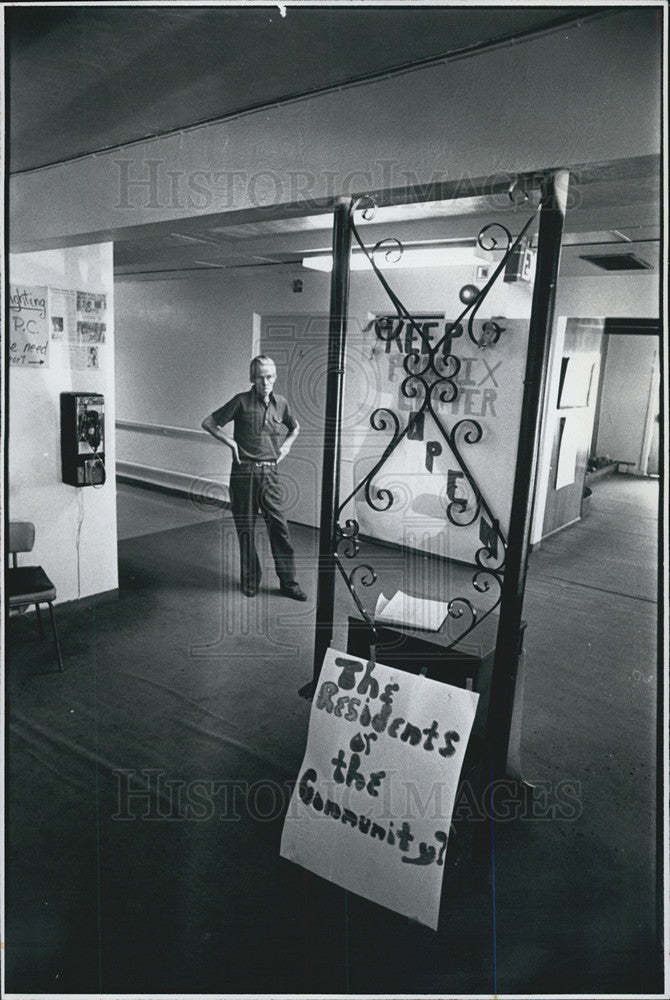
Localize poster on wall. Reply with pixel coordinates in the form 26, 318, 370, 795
8, 284, 49, 368
76, 320, 107, 343
344, 312, 530, 564
49, 287, 77, 341
280, 647, 478, 930
48, 286, 106, 366
76, 290, 107, 343
558, 354, 595, 409
555, 417, 581, 490
67, 344, 101, 370
76, 290, 107, 318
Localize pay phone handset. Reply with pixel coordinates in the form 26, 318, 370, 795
78, 409, 103, 453
60, 392, 106, 487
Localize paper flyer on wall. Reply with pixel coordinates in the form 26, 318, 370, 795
76, 290, 107, 344
8, 284, 50, 368
76, 290, 107, 319
556, 417, 581, 489
49, 287, 77, 341
67, 344, 101, 370
280, 647, 479, 930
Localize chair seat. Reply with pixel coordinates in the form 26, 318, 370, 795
7, 566, 57, 605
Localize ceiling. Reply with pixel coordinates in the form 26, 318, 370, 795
110, 154, 660, 280
6, 6, 660, 280
8, 5, 603, 173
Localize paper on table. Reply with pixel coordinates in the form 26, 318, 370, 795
375, 590, 449, 632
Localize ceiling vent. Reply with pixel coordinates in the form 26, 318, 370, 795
579, 252, 651, 271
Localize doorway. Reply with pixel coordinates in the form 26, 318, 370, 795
593, 319, 660, 476
541, 317, 603, 540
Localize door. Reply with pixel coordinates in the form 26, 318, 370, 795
542, 318, 603, 538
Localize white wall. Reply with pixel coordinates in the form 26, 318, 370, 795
555, 273, 660, 319
596, 335, 659, 471
9, 244, 117, 604
115, 247, 536, 553
11, 8, 660, 250
116, 249, 662, 552
114, 265, 333, 507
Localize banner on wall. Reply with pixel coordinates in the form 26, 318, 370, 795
8, 284, 49, 368
280, 647, 478, 930
346, 313, 530, 564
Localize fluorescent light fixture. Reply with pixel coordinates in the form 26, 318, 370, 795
302, 246, 478, 272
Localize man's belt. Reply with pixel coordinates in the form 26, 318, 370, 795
238, 459, 277, 467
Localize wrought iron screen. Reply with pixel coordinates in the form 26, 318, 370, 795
332, 184, 543, 652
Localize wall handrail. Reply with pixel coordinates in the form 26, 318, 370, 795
116, 419, 212, 441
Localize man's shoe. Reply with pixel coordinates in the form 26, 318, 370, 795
241, 584, 258, 598
280, 583, 307, 602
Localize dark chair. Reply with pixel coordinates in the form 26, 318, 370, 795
7, 521, 63, 671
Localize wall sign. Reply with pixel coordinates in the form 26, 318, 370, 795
8, 284, 49, 368
347, 313, 529, 563
280, 647, 478, 930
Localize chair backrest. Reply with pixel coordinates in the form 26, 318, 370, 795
8, 522, 36, 567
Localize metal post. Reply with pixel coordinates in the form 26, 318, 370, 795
300, 200, 352, 698
485, 169, 569, 778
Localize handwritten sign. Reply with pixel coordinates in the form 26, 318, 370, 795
8, 285, 49, 368
280, 647, 478, 930
349, 314, 528, 564
375, 314, 502, 421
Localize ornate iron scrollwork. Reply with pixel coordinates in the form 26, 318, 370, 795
333, 185, 540, 650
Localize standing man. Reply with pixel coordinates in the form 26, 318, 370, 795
202, 355, 307, 601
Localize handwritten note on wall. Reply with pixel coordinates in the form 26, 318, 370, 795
9, 285, 49, 368
347, 314, 529, 563
280, 647, 478, 930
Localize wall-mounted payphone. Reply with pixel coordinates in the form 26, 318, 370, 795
60, 392, 106, 486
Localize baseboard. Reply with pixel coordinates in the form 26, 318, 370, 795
117, 481, 322, 539
117, 474, 231, 510
58, 588, 120, 610
116, 462, 230, 509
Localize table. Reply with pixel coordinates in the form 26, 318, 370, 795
346, 613, 527, 766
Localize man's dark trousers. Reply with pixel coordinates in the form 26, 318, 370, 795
229, 460, 296, 592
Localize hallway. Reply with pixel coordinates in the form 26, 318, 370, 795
6, 474, 660, 994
